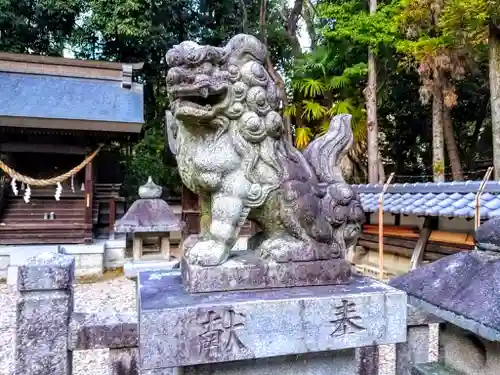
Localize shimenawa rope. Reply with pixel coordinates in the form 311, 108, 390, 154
0, 145, 103, 203
0, 145, 102, 186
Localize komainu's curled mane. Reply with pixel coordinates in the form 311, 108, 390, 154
166, 34, 364, 266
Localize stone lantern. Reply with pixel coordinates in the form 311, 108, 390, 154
114, 177, 183, 261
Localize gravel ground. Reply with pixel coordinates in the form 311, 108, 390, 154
0, 277, 438, 375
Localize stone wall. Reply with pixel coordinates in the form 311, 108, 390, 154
10, 252, 440, 375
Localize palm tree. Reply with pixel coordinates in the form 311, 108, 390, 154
286, 47, 369, 182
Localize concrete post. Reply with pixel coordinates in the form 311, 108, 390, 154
14, 252, 75, 375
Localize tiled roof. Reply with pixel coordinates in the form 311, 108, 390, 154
0, 71, 143, 124
351, 181, 500, 219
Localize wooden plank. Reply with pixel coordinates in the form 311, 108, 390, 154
363, 226, 475, 246
429, 231, 474, 246
359, 240, 444, 262
360, 234, 474, 253
364, 224, 419, 232
84, 161, 94, 242
0, 142, 89, 155
409, 217, 436, 270
0, 222, 89, 230
358, 240, 413, 258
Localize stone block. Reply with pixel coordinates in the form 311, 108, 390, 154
439, 323, 500, 375
0, 250, 9, 280
15, 291, 73, 375
141, 369, 183, 375
412, 362, 462, 375
183, 349, 358, 375
124, 259, 180, 279
62, 244, 104, 278
69, 311, 138, 350
138, 271, 406, 370
7, 245, 62, 285
181, 252, 352, 293
14, 252, 74, 375
109, 348, 139, 375
80, 253, 104, 269
104, 237, 127, 269
17, 252, 75, 291
396, 325, 431, 375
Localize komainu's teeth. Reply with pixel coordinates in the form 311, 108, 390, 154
199, 87, 209, 98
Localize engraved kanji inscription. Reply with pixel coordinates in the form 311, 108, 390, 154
197, 309, 247, 357
329, 299, 366, 337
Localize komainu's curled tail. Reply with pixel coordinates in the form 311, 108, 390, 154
302, 114, 353, 185
303, 114, 364, 251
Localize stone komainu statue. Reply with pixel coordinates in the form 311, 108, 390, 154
166, 34, 364, 266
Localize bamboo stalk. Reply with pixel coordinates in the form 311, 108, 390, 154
475, 166, 493, 231
378, 172, 395, 281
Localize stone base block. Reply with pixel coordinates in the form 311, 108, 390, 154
184, 350, 355, 375
62, 244, 104, 278
138, 271, 406, 371
104, 236, 127, 269
412, 363, 459, 375
181, 252, 352, 293
124, 259, 180, 279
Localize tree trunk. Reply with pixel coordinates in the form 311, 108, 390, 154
302, 1, 316, 50
365, 0, 378, 184
432, 86, 446, 182
260, 0, 292, 143
442, 107, 464, 180
490, 24, 500, 180
284, 0, 304, 56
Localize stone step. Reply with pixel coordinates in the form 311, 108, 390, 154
412, 362, 464, 375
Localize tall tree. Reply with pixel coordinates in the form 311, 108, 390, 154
366, 0, 380, 183
439, 0, 499, 177
398, 0, 467, 181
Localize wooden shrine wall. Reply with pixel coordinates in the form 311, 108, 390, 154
181, 186, 254, 236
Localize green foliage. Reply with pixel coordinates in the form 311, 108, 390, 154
439, 0, 500, 45
122, 128, 181, 200
320, 0, 401, 53
0, 0, 84, 54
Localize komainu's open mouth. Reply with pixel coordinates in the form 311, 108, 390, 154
177, 90, 227, 108
171, 84, 229, 120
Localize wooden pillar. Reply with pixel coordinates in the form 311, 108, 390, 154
84, 161, 94, 243
108, 198, 116, 240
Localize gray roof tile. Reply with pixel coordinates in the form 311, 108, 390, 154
352, 181, 500, 218
0, 71, 144, 124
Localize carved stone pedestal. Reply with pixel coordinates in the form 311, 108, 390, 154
137, 270, 407, 375
181, 252, 352, 293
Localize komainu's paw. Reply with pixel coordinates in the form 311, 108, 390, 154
257, 234, 306, 262
185, 239, 230, 266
